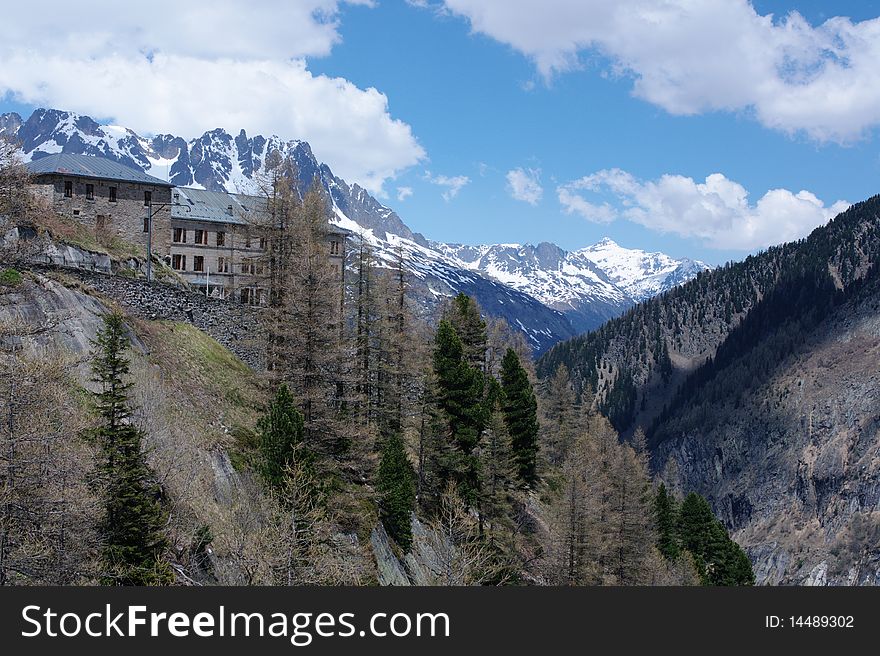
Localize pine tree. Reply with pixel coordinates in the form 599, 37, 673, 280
90, 312, 171, 585
382, 246, 419, 437
500, 348, 539, 485
678, 492, 754, 585
376, 432, 416, 550
654, 483, 680, 560
431, 320, 486, 506
433, 320, 486, 453
258, 384, 306, 493
353, 232, 378, 429
445, 293, 487, 370
544, 442, 593, 585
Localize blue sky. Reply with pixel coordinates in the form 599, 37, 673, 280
2, 1, 880, 265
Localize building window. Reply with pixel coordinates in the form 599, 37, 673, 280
330, 240, 340, 255
86, 184, 94, 201
245, 234, 251, 248
216, 231, 225, 246
64, 181, 73, 198
194, 229, 206, 245
240, 288, 252, 305
172, 254, 186, 270
143, 217, 150, 233
144, 190, 152, 207
259, 237, 266, 250
217, 256, 229, 273
173, 228, 186, 243
109, 186, 117, 203
255, 288, 266, 306
241, 259, 256, 275
193, 256, 204, 272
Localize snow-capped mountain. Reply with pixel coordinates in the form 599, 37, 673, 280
435, 240, 709, 333
579, 237, 709, 302
435, 241, 632, 333
1, 108, 707, 352
1, 108, 426, 246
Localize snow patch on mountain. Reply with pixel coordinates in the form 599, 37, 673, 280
578, 238, 710, 302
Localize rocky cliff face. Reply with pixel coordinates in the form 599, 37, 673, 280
654, 273, 880, 585
0, 270, 375, 585
539, 197, 880, 585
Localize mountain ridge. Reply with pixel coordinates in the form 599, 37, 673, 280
537, 195, 880, 584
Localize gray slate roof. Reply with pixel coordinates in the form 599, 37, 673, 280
173, 186, 351, 236
26, 153, 173, 187
172, 187, 253, 225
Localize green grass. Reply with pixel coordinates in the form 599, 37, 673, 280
138, 320, 264, 436
0, 268, 23, 286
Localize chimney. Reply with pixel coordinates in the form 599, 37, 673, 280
227, 205, 234, 216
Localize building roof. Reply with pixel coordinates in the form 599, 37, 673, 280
26, 153, 173, 187
172, 186, 351, 236
172, 187, 252, 225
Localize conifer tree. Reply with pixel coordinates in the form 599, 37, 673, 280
445, 293, 488, 370
431, 320, 486, 505
500, 348, 539, 485
376, 432, 416, 550
353, 233, 378, 429
383, 246, 418, 437
257, 152, 299, 383
479, 378, 516, 531
544, 439, 593, 585
606, 439, 655, 585
654, 483, 680, 560
258, 384, 306, 493
433, 320, 486, 453
542, 364, 577, 466
678, 492, 754, 585
90, 312, 170, 585
285, 185, 346, 452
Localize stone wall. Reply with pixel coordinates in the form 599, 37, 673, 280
38, 264, 265, 370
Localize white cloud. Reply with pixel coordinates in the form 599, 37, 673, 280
424, 172, 470, 201
432, 0, 880, 142
397, 186, 414, 201
558, 168, 850, 250
0, 1, 425, 195
506, 167, 543, 205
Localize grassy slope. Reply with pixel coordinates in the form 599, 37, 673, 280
139, 319, 263, 431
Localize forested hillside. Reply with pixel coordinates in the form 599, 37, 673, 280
0, 144, 751, 586
538, 197, 880, 584
538, 196, 880, 433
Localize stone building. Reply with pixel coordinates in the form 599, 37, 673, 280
27, 153, 348, 304
169, 187, 348, 303
26, 153, 173, 254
